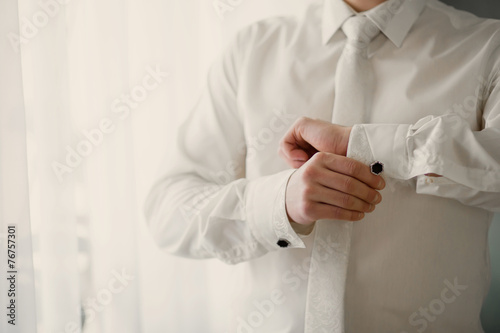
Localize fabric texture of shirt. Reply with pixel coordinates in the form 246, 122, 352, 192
145, 0, 500, 331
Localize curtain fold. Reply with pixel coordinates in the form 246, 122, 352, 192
18, 0, 81, 331
0, 0, 37, 332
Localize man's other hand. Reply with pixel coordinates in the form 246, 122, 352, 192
285, 152, 385, 225
278, 117, 352, 168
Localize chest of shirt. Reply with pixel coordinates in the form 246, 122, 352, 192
237, 30, 488, 177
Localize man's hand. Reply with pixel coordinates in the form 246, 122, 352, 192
279, 117, 352, 168
285, 152, 385, 225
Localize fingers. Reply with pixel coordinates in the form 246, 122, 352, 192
314, 168, 382, 205
278, 117, 352, 168
300, 201, 365, 222
308, 185, 376, 213
285, 151, 385, 225
312, 152, 385, 190
288, 148, 310, 163
279, 139, 317, 167
278, 148, 307, 168
279, 119, 318, 167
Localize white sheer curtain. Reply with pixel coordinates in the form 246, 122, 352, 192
1, 0, 307, 332
0, 1, 37, 332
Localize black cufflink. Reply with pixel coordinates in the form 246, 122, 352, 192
370, 161, 384, 175
277, 239, 290, 248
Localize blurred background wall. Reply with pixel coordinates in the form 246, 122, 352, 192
442, 0, 500, 19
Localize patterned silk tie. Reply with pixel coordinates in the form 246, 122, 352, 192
305, 15, 381, 333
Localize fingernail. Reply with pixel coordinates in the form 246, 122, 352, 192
378, 178, 385, 190
368, 204, 375, 212
374, 193, 382, 204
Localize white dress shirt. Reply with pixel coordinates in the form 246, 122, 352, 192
145, 0, 500, 331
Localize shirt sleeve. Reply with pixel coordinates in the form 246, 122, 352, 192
144, 29, 305, 265
347, 63, 500, 212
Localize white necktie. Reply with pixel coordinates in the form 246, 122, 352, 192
332, 15, 381, 126
305, 15, 381, 333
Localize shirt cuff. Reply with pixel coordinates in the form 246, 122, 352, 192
347, 123, 412, 179
245, 169, 306, 251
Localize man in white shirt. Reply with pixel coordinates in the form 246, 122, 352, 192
145, 0, 500, 331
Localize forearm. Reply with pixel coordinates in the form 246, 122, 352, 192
347, 114, 500, 211
144, 169, 305, 265
415, 175, 500, 212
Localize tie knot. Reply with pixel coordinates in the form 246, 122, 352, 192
342, 15, 380, 46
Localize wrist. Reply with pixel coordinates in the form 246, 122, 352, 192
342, 126, 352, 156
290, 221, 316, 236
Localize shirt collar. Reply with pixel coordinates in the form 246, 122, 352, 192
321, 0, 427, 47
